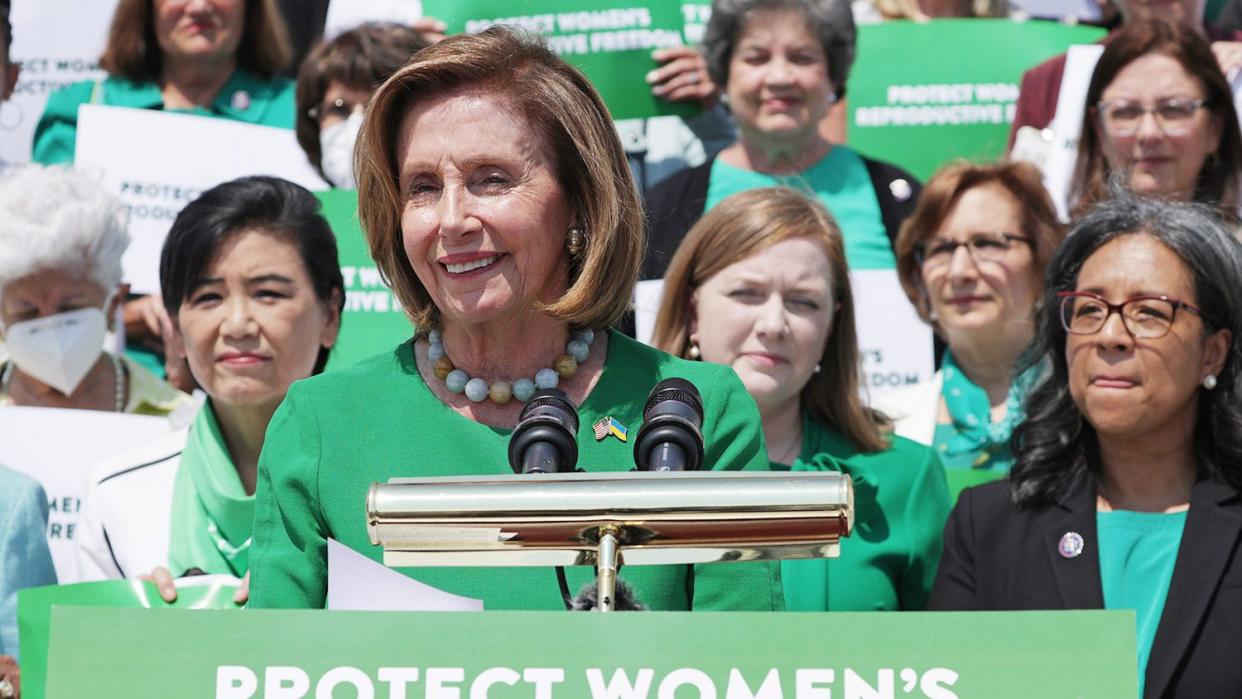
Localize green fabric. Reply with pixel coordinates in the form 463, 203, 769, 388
1098, 509, 1187, 698
934, 353, 1036, 472
32, 69, 295, 165
705, 146, 895, 270
167, 402, 254, 577
249, 330, 785, 611
771, 412, 950, 611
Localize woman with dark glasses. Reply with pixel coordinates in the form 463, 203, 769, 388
930, 194, 1242, 699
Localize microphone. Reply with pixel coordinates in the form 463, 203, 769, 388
508, 388, 580, 474
633, 378, 705, 472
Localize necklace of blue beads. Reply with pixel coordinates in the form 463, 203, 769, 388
427, 327, 595, 405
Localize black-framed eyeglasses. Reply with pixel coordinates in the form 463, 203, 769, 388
914, 232, 1032, 269
1057, 291, 1206, 340
306, 96, 365, 123
1095, 97, 1208, 138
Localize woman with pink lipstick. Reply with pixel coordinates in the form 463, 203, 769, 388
246, 28, 781, 611
77, 176, 343, 595
1071, 19, 1242, 219
930, 194, 1242, 698
877, 161, 1064, 480
653, 187, 950, 611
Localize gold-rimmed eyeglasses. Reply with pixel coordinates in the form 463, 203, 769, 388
1057, 290, 1206, 340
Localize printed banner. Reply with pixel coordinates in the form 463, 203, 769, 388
846, 19, 1105, 181
0, 0, 118, 164
0, 408, 174, 584
317, 190, 414, 369
45, 607, 1136, 697
74, 104, 328, 294
422, 0, 697, 120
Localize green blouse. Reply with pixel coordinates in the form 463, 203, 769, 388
704, 146, 895, 270
32, 69, 296, 165
771, 412, 951, 611
249, 331, 784, 611
1098, 509, 1187, 698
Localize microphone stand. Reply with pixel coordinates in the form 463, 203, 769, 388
594, 525, 622, 612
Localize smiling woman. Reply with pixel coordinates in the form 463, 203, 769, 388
246, 27, 784, 613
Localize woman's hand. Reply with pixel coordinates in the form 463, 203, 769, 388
412, 17, 448, 43
1212, 40, 1242, 81
122, 295, 173, 352
647, 46, 719, 108
0, 655, 19, 699
234, 571, 249, 605
141, 566, 179, 603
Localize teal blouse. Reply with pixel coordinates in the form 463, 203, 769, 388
772, 412, 951, 611
704, 146, 895, 270
32, 69, 295, 165
249, 331, 784, 611
1098, 509, 1187, 698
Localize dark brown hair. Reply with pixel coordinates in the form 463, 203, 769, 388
295, 22, 430, 176
355, 27, 642, 331
1071, 18, 1242, 215
652, 187, 890, 453
895, 159, 1065, 325
100, 0, 292, 83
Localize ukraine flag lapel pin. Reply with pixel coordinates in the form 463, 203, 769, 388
592, 416, 628, 442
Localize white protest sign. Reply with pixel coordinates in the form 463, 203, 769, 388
632, 269, 933, 390
0, 407, 174, 583
1035, 43, 1103, 221
325, 0, 424, 39
75, 104, 329, 294
1, 0, 118, 164
326, 539, 484, 611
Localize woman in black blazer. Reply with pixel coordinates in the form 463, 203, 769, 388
929, 194, 1242, 699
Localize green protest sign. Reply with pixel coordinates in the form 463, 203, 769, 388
19, 578, 240, 699
46, 607, 1135, 697
317, 190, 413, 370
846, 19, 1105, 181
422, 0, 697, 120
945, 469, 1006, 502
680, 1, 712, 44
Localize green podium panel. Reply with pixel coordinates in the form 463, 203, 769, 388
46, 607, 1136, 697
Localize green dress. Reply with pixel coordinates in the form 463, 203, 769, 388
32, 69, 295, 165
771, 412, 951, 611
249, 331, 785, 611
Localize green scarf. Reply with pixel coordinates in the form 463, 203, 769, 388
936, 352, 1036, 471
167, 402, 253, 577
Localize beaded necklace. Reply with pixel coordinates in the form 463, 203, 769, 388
428, 328, 594, 405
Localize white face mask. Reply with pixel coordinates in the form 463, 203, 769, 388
319, 110, 364, 190
3, 306, 108, 395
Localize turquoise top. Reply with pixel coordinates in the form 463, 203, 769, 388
249, 330, 784, 611
771, 412, 951, 611
1098, 509, 1187, 697
32, 69, 296, 164
705, 146, 896, 270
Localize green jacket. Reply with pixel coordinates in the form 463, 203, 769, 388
32, 69, 295, 164
249, 331, 785, 612
773, 412, 951, 611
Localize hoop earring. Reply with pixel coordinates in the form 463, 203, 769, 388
566, 225, 587, 257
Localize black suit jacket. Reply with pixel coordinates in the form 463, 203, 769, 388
929, 476, 1242, 698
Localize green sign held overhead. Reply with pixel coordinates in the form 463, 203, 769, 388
423, 0, 698, 120
45, 607, 1136, 697
847, 19, 1105, 181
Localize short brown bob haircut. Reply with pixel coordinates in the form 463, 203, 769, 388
356, 27, 643, 331
100, 0, 292, 83
652, 187, 890, 453
1071, 19, 1242, 216
894, 160, 1064, 326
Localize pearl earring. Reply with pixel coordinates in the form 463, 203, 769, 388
1203, 374, 1218, 390
687, 335, 701, 360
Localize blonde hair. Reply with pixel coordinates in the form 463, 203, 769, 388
355, 27, 643, 331
652, 187, 890, 453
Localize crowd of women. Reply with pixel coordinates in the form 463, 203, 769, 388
2, 0, 1242, 697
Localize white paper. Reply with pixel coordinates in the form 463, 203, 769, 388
0, 0, 119, 164
0, 407, 174, 583
326, 538, 484, 611
74, 105, 329, 294
324, 0, 424, 40
1040, 43, 1104, 221
631, 269, 933, 392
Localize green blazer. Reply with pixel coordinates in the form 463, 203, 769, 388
249, 331, 785, 612
32, 69, 295, 164
773, 412, 951, 611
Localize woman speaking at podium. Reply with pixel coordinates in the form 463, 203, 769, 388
248, 28, 784, 611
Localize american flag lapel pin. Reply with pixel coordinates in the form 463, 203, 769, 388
593, 416, 628, 442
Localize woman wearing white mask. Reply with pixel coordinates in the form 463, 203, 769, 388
0, 165, 190, 415
294, 23, 432, 190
